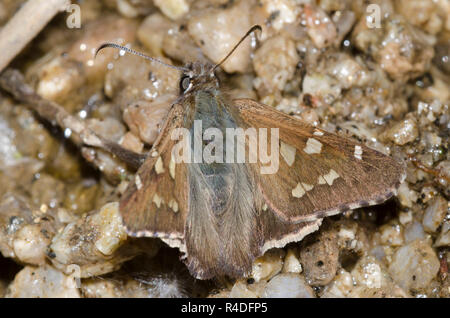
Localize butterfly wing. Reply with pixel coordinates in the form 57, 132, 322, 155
233, 98, 406, 224
120, 103, 189, 250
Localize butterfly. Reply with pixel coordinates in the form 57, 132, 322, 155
97, 26, 405, 280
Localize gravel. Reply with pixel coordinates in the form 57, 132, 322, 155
0, 0, 448, 298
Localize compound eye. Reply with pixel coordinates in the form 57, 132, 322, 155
180, 75, 191, 92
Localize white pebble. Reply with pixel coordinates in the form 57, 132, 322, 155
262, 273, 315, 298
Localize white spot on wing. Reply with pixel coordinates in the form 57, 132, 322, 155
302, 183, 314, 191
313, 130, 324, 136
304, 138, 322, 154
354, 145, 363, 160
322, 169, 340, 185
135, 175, 143, 190
153, 193, 163, 208
169, 154, 176, 180
168, 199, 179, 213
292, 183, 306, 198
280, 142, 296, 166
318, 176, 326, 185
262, 203, 268, 211
155, 156, 165, 174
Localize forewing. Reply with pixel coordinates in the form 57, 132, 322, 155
233, 99, 406, 223
120, 103, 188, 247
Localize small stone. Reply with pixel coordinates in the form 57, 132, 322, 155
329, 54, 369, 89
137, 13, 175, 56
321, 269, 354, 298
399, 211, 413, 225
385, 114, 419, 146
388, 240, 440, 292
187, 0, 252, 73
93, 202, 128, 256
302, 5, 337, 49
251, 249, 285, 282
13, 224, 50, 265
253, 34, 299, 95
123, 97, 173, 145
119, 132, 144, 154
422, 196, 447, 233
154, 0, 189, 21
282, 248, 302, 274
229, 280, 264, 298
253, 0, 299, 32
397, 182, 419, 208
351, 256, 384, 289
379, 222, 404, 247
50, 202, 144, 278
404, 221, 426, 244
63, 181, 99, 215
5, 266, 80, 298
299, 225, 339, 286
30, 174, 65, 209
435, 221, 450, 247
262, 273, 315, 298
86, 118, 126, 143
350, 256, 410, 298
302, 73, 341, 101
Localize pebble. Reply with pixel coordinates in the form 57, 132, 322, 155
302, 73, 341, 102
385, 114, 419, 146
399, 211, 413, 225
282, 247, 302, 274
422, 196, 447, 233
253, 33, 299, 96
379, 222, 404, 247
250, 249, 285, 283
350, 256, 409, 298
137, 13, 175, 56
397, 182, 419, 208
262, 273, 315, 298
104, 49, 178, 107
119, 132, 144, 154
302, 4, 337, 49
321, 269, 354, 298
5, 266, 80, 298
187, 0, 252, 73
35, 17, 137, 108
154, 0, 189, 21
252, 0, 299, 33
328, 54, 369, 89
86, 118, 127, 143
92, 202, 127, 256
388, 239, 440, 292
123, 96, 173, 145
30, 174, 65, 209
404, 221, 426, 244
435, 221, 450, 247
49, 202, 144, 278
299, 225, 339, 286
13, 224, 50, 266
229, 280, 264, 298
351, 256, 385, 290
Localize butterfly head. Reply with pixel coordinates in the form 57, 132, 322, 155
178, 62, 219, 95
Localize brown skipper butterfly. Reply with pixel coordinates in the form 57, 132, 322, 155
96, 26, 405, 279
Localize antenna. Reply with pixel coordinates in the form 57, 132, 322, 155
213, 25, 262, 72
94, 43, 189, 72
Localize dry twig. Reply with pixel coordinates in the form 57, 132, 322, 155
0, 68, 145, 170
0, 0, 70, 72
